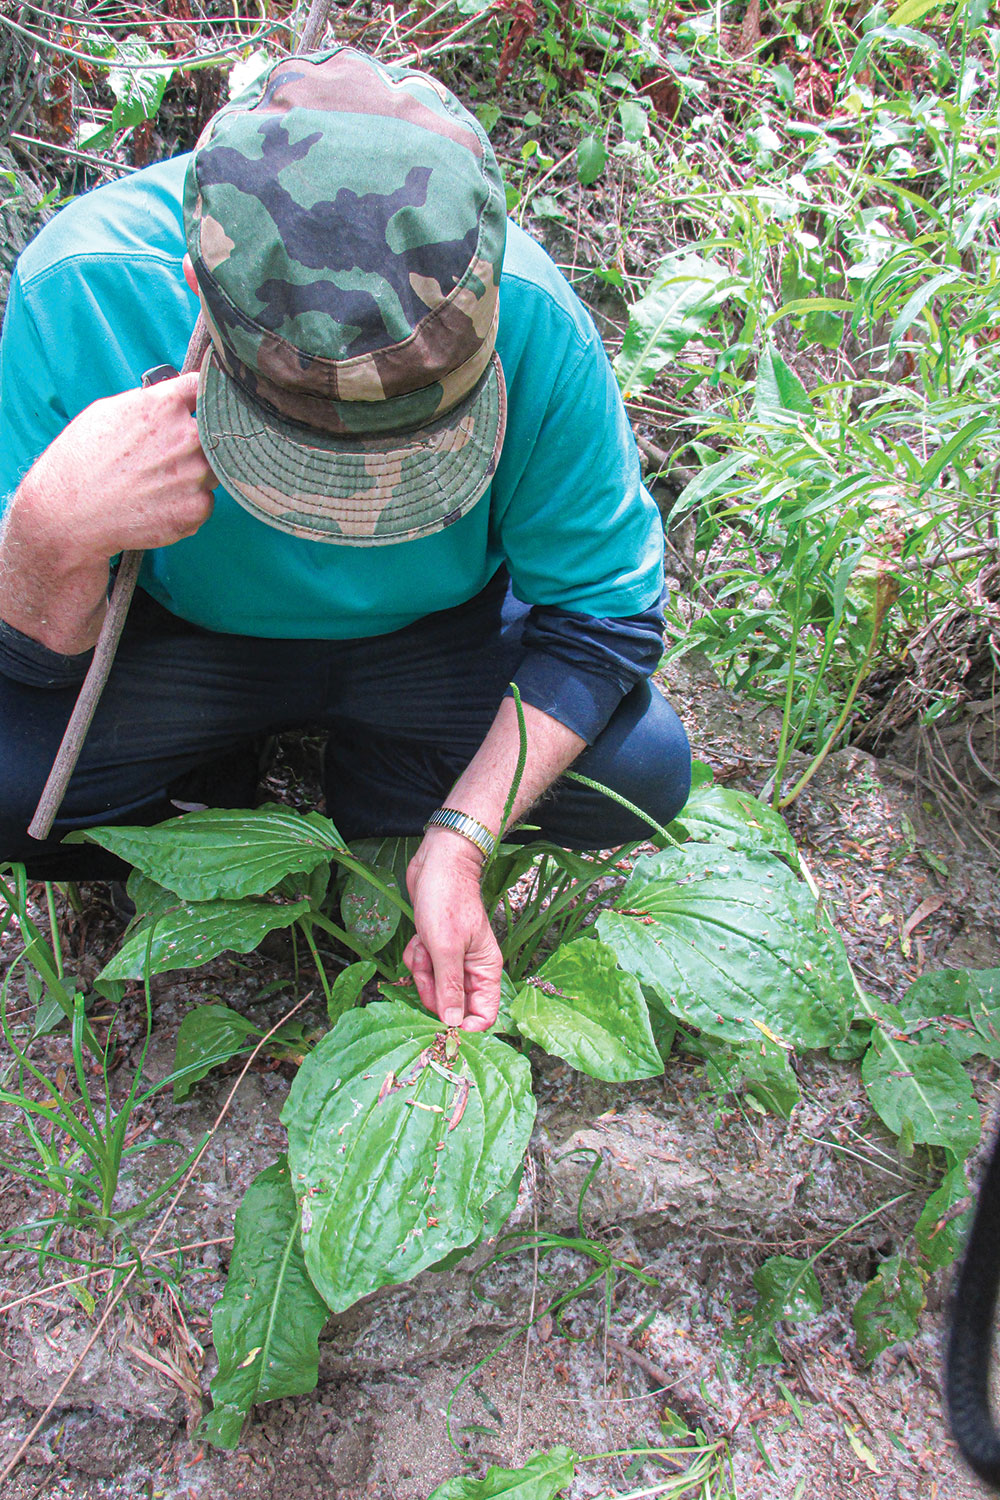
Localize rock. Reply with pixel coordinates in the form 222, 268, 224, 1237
319, 1260, 527, 1377
537, 1103, 786, 1232
0, 1306, 183, 1421
55, 1410, 167, 1478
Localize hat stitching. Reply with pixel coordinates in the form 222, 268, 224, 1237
205, 406, 497, 533
208, 373, 498, 514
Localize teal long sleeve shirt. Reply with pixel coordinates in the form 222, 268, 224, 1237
0, 156, 665, 741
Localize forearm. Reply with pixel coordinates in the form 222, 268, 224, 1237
404, 698, 586, 1029
0, 475, 109, 654
0, 371, 214, 657
431, 695, 586, 852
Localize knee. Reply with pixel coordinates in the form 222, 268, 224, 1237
586, 681, 691, 830
0, 687, 122, 878
0, 744, 46, 867
536, 682, 691, 850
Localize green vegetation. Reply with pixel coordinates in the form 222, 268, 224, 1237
0, 771, 989, 1448
2, 0, 999, 1487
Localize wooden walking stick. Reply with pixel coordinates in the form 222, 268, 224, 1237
27, 0, 334, 841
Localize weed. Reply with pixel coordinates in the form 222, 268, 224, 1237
0, 948, 204, 1259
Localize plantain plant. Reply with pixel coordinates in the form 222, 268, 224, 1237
0, 758, 955, 1442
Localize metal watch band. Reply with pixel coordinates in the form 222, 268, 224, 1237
424, 807, 497, 860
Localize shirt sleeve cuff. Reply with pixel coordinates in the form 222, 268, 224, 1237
0, 618, 94, 688
508, 648, 627, 745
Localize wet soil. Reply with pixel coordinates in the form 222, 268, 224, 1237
2, 656, 999, 1500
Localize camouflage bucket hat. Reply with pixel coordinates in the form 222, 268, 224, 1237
183, 48, 507, 545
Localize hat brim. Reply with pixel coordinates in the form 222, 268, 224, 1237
196, 350, 506, 546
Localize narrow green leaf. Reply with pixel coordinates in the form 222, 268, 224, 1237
171, 1004, 262, 1104
327, 960, 377, 1027
281, 1003, 535, 1311
767, 296, 854, 328
513, 938, 661, 1081
918, 414, 992, 496
71, 805, 345, 901
671, 451, 750, 517
669, 783, 798, 862
753, 345, 814, 424
861, 1032, 980, 1153
915, 1163, 972, 1272
852, 1255, 926, 1363
198, 1158, 329, 1449
890, 0, 944, 26
597, 845, 851, 1050
428, 1447, 578, 1500
614, 252, 738, 397
887, 269, 960, 359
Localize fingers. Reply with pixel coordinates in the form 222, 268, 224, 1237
402, 936, 436, 1018
163, 370, 201, 413
462, 986, 497, 1032
413, 935, 468, 1029
402, 933, 502, 1031
404, 839, 503, 1031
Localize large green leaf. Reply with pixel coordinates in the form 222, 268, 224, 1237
669, 782, 798, 863
171, 1003, 262, 1103
512, 938, 662, 1081
199, 1158, 329, 1449
428, 1447, 577, 1500
339, 836, 417, 952
861, 1031, 980, 1153
898, 967, 1000, 1062
852, 1255, 926, 1364
596, 845, 851, 1049
70, 805, 345, 901
429, 1164, 524, 1272
97, 891, 310, 982
613, 252, 737, 398
281, 1002, 536, 1311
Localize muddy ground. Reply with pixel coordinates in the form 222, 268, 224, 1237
1, 653, 999, 1500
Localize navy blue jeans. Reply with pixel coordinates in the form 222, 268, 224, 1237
0, 575, 691, 880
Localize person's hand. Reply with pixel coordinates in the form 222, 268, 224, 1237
17, 371, 216, 562
403, 828, 502, 1032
